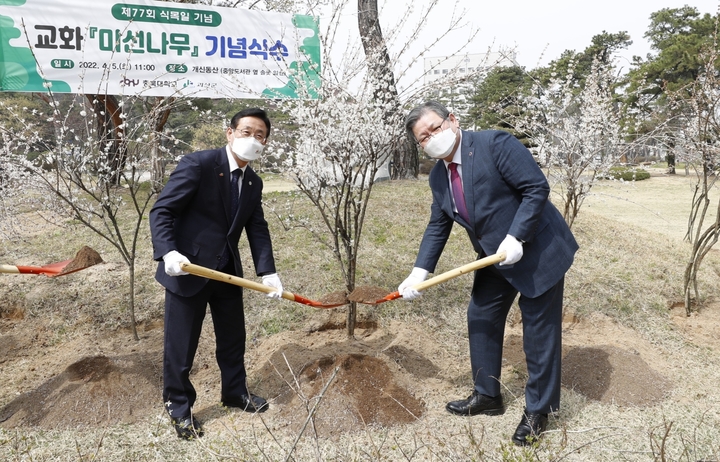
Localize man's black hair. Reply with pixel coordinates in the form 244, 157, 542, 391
230, 108, 271, 137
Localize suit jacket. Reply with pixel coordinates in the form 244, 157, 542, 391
149, 147, 276, 297
415, 130, 578, 298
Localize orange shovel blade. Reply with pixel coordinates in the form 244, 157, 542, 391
16, 260, 74, 276
0, 247, 103, 277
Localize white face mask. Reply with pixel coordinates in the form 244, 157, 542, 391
423, 127, 456, 159
232, 136, 265, 162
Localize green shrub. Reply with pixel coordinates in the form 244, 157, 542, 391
604, 166, 651, 181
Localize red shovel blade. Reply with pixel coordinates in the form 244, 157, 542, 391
366, 290, 402, 305
1, 246, 103, 277
15, 260, 74, 276
290, 293, 347, 309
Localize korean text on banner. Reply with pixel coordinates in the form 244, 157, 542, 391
0, 0, 321, 99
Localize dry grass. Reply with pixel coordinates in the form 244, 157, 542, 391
2, 173, 720, 461
577, 168, 719, 241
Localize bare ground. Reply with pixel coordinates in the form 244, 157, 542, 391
2, 174, 720, 460
3, 296, 714, 437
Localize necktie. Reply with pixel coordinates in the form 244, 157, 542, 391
448, 162, 469, 222
230, 169, 241, 219
219, 169, 242, 269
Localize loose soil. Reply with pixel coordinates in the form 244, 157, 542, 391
315, 290, 349, 306
3, 299, 710, 438
57, 246, 104, 275
347, 285, 394, 303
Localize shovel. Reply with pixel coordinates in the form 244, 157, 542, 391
180, 262, 347, 309
0, 246, 103, 277
350, 252, 507, 305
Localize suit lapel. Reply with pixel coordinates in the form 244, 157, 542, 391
214, 149, 233, 226
460, 131, 475, 226
440, 163, 454, 216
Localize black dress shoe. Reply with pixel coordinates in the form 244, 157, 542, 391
446, 391, 505, 416
171, 415, 204, 440
512, 409, 548, 446
222, 393, 269, 413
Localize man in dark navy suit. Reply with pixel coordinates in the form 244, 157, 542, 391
150, 108, 283, 439
399, 101, 578, 446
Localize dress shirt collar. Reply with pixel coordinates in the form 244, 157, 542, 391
225, 145, 248, 176
442, 130, 463, 168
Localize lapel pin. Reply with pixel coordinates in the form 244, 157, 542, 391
249, 181, 252, 186
219, 173, 224, 177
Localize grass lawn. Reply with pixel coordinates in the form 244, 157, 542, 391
2, 172, 720, 461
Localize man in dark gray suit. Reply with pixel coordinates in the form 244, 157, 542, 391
399, 101, 578, 446
150, 108, 283, 439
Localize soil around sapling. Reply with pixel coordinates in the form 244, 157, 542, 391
347, 285, 393, 303
0, 292, 695, 441
316, 290, 349, 306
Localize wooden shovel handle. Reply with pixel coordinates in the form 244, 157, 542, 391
0, 262, 71, 276
0, 264, 21, 274
181, 262, 292, 298
411, 252, 506, 292
361, 252, 507, 305
180, 262, 345, 309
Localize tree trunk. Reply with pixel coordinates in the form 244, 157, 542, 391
346, 302, 357, 338
346, 229, 358, 337
87, 95, 127, 185
357, 0, 418, 179
357, 0, 396, 104
149, 97, 174, 192
666, 153, 676, 174
393, 137, 419, 179
129, 257, 139, 341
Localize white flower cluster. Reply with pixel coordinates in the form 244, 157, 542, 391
281, 92, 398, 195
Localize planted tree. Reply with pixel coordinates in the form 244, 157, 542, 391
274, 0, 480, 336
664, 44, 720, 314
513, 57, 633, 228
0, 91, 193, 340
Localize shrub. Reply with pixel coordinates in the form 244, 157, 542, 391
604, 166, 651, 181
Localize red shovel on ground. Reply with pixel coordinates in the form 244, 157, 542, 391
180, 262, 348, 309
0, 246, 103, 277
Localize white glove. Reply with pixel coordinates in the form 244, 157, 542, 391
497, 234, 523, 266
398, 267, 429, 301
262, 273, 284, 299
163, 250, 190, 276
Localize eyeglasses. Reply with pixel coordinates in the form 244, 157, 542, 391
233, 128, 266, 143
416, 117, 448, 146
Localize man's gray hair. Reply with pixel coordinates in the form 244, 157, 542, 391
404, 101, 450, 141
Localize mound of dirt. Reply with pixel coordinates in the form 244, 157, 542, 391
316, 290, 349, 306
502, 330, 674, 408
249, 332, 429, 438
561, 345, 672, 406
0, 351, 162, 429
58, 246, 103, 275
279, 353, 423, 436
0, 310, 686, 435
